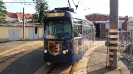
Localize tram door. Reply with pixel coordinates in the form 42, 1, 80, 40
73, 19, 84, 56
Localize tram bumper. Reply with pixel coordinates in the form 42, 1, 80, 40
43, 53, 74, 64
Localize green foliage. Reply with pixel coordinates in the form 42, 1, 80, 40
0, 1, 7, 22
32, 0, 49, 23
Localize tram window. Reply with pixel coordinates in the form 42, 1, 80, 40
44, 21, 72, 39
82, 25, 86, 36
73, 25, 82, 37
73, 19, 82, 37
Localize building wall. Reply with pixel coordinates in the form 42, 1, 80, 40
103, 22, 123, 37
5, 15, 17, 22
38, 28, 43, 39
127, 25, 132, 30
128, 17, 133, 21
0, 26, 43, 42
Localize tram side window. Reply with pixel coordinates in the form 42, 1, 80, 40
73, 19, 82, 37
83, 21, 88, 36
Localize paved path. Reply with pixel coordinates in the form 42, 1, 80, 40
87, 38, 129, 74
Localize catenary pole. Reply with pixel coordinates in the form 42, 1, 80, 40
109, 0, 118, 69
23, 7, 25, 40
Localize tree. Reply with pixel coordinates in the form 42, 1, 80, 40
0, 1, 6, 22
32, 0, 49, 23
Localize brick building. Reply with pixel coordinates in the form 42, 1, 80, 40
85, 13, 128, 37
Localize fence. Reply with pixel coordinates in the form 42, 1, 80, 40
118, 30, 133, 74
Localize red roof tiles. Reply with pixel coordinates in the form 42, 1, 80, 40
85, 13, 127, 21
7, 12, 17, 18
25, 14, 33, 19
7, 12, 33, 19
16, 12, 23, 18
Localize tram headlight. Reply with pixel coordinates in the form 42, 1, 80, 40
44, 49, 47, 53
63, 50, 68, 54
66, 50, 68, 53
63, 50, 66, 54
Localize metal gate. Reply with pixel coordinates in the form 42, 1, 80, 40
28, 29, 38, 39
118, 30, 132, 73
8, 29, 20, 40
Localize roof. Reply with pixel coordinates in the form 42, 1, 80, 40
7, 12, 33, 19
7, 12, 17, 18
25, 14, 33, 19
16, 12, 23, 18
85, 13, 128, 21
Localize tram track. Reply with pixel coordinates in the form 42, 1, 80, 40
69, 61, 78, 74
45, 61, 78, 74
34, 39, 106, 74
46, 63, 59, 74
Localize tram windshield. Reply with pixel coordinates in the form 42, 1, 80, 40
44, 21, 72, 39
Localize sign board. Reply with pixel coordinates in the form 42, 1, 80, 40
47, 12, 65, 17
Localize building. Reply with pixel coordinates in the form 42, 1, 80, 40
85, 13, 128, 37
0, 23, 43, 42
127, 17, 133, 30
6, 12, 33, 22
6, 12, 18, 22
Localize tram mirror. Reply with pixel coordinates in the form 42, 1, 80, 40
35, 27, 38, 34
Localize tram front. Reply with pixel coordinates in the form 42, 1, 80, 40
43, 11, 75, 64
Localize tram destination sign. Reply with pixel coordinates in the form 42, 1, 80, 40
47, 12, 65, 17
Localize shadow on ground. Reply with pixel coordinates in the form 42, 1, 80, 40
0, 47, 44, 74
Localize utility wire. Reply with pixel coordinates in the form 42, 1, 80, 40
72, 0, 80, 10
80, 1, 90, 10
21, 0, 36, 14
3, 2, 35, 3
72, 0, 76, 7
79, 1, 86, 10
79, 0, 108, 10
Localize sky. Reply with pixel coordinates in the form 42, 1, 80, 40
2, 0, 133, 17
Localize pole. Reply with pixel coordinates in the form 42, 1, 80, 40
130, 29, 132, 74
109, 0, 118, 69
106, 45, 109, 67
23, 7, 25, 40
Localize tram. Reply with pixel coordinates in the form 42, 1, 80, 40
35, 7, 96, 64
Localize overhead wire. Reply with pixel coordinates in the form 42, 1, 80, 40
78, 0, 87, 10
79, 0, 108, 11
80, 1, 90, 10
72, 0, 76, 6
21, 0, 36, 14
71, 0, 80, 10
